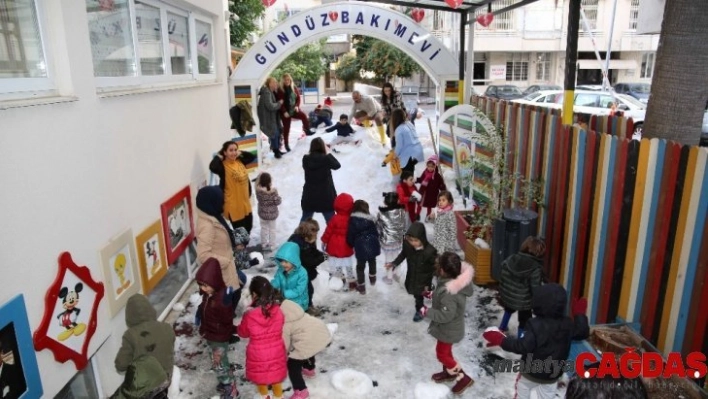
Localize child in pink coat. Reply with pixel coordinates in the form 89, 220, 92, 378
237, 276, 287, 399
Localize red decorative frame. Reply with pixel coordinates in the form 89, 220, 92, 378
33, 252, 104, 370
160, 185, 195, 264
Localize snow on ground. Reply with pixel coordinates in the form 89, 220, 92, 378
171, 108, 565, 398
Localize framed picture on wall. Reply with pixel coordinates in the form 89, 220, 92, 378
1, 295, 44, 399
134, 220, 168, 295
160, 186, 195, 264
99, 228, 141, 318
33, 252, 104, 370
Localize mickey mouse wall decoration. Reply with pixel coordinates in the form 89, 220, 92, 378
33, 252, 104, 370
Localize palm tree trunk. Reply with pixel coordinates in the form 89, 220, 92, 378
642, 0, 708, 145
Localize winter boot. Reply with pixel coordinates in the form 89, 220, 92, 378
413, 311, 424, 322
382, 269, 394, 285
450, 366, 474, 395
288, 389, 310, 399
431, 366, 457, 383
302, 367, 316, 378
348, 281, 358, 291
356, 284, 366, 295
369, 274, 377, 285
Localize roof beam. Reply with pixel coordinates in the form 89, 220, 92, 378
466, 0, 538, 23
356, 0, 466, 13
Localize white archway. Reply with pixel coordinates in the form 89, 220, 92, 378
230, 1, 460, 161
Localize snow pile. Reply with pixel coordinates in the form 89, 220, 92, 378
189, 292, 202, 306
171, 303, 186, 312
414, 382, 450, 399
326, 323, 338, 337
330, 369, 374, 396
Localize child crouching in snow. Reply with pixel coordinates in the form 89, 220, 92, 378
322, 193, 357, 291
377, 192, 409, 285
385, 222, 437, 322
281, 299, 332, 399
270, 242, 309, 311
346, 200, 381, 294
237, 276, 287, 399
420, 252, 475, 396
430, 191, 457, 254
288, 219, 326, 315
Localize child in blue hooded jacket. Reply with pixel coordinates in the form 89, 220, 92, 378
271, 242, 310, 311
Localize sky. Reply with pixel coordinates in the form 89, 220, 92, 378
170, 108, 564, 399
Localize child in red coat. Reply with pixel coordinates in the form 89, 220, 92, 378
397, 171, 421, 223
416, 154, 446, 221
237, 276, 287, 399
321, 193, 356, 290
195, 258, 239, 399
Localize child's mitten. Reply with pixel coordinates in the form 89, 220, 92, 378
571, 298, 588, 316
249, 252, 264, 267
419, 306, 429, 318
483, 327, 507, 347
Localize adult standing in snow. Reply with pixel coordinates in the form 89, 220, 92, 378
258, 76, 284, 159
276, 73, 311, 152
349, 90, 386, 146
391, 108, 424, 174
301, 137, 341, 223
380, 82, 405, 142
209, 141, 256, 233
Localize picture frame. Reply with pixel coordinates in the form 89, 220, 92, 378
160, 186, 195, 264
100, 228, 141, 318
134, 220, 168, 295
33, 252, 104, 370
1, 295, 44, 399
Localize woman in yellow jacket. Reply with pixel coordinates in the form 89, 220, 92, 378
209, 141, 257, 233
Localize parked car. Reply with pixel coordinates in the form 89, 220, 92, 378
512, 90, 564, 105
576, 84, 604, 91
484, 85, 524, 100
522, 84, 562, 96
613, 82, 651, 104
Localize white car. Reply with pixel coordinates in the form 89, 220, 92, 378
512, 90, 564, 105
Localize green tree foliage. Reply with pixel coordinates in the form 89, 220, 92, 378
229, 0, 265, 48
271, 40, 329, 83
352, 36, 421, 82
336, 54, 360, 89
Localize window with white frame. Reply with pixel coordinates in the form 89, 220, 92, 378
85, 0, 215, 84
580, 0, 599, 30
474, 0, 514, 30
536, 52, 551, 81
640, 52, 655, 78
506, 53, 528, 81
629, 0, 640, 30
0, 0, 52, 94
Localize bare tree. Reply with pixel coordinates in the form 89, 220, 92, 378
642, 1, 708, 145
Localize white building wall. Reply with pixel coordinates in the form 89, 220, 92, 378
0, 0, 229, 396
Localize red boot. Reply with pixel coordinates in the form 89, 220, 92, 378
450, 366, 474, 395
431, 366, 457, 383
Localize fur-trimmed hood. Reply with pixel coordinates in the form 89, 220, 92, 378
350, 212, 377, 222
443, 262, 475, 296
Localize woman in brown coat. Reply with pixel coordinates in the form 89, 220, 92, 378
195, 186, 240, 291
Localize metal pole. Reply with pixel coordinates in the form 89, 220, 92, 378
563, 0, 581, 126
465, 12, 475, 102
602, 0, 619, 91
459, 12, 467, 105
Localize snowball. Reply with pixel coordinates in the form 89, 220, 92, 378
328, 276, 344, 291
330, 369, 373, 396
249, 251, 264, 266
411, 191, 422, 202
189, 293, 202, 306
169, 366, 182, 398
414, 382, 450, 399
326, 323, 338, 337
171, 303, 185, 312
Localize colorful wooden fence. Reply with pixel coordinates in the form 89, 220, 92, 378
470, 97, 708, 359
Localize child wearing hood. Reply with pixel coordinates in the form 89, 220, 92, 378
288, 219, 326, 315
346, 200, 381, 294
114, 294, 175, 392
238, 276, 287, 399
281, 299, 332, 399
498, 236, 546, 337
416, 154, 446, 221
377, 192, 410, 285
271, 242, 309, 311
419, 252, 475, 396
483, 284, 589, 399
194, 258, 240, 399
321, 193, 357, 291
385, 222, 437, 321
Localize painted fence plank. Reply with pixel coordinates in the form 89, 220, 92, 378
562, 127, 584, 292
572, 130, 599, 300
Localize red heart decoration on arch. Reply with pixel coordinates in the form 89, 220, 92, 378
411, 8, 425, 23
476, 13, 494, 27
445, 0, 463, 9
262, 0, 276, 7
394, 19, 399, 27
329, 11, 339, 22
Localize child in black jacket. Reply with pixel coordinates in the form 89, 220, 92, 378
288, 219, 326, 316
346, 200, 381, 295
325, 114, 360, 148
385, 222, 437, 322
484, 283, 589, 399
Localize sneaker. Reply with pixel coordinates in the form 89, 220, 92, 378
382, 276, 393, 285
302, 367, 316, 378
289, 388, 310, 399
413, 311, 424, 322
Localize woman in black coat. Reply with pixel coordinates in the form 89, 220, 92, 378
301, 137, 341, 223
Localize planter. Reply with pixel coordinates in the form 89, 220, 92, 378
454, 210, 474, 249
464, 239, 495, 285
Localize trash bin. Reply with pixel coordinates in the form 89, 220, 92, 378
491, 208, 539, 281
